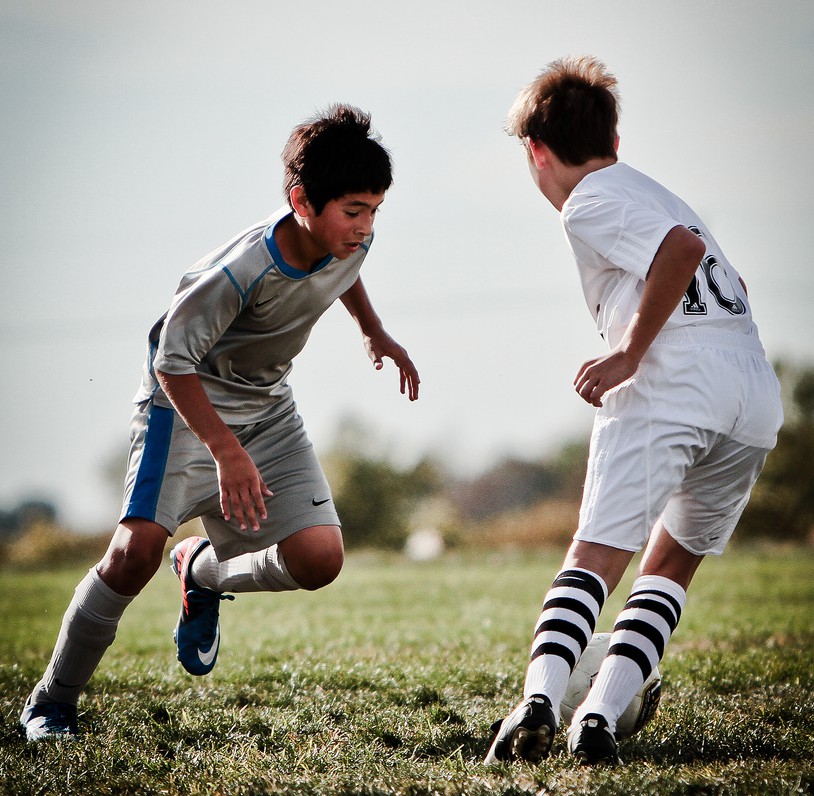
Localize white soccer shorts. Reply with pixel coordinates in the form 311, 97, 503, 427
574, 331, 781, 556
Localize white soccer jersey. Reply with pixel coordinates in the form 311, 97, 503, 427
561, 163, 757, 349
134, 206, 371, 423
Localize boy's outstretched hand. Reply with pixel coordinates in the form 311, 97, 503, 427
363, 328, 420, 401
340, 276, 420, 401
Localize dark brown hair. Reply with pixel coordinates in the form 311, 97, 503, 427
282, 104, 393, 214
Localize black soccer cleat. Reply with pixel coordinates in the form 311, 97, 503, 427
20, 697, 79, 741
170, 536, 234, 676
483, 694, 557, 765
567, 712, 620, 765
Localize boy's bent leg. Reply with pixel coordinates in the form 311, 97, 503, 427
191, 525, 343, 594
24, 519, 167, 726
168, 526, 341, 676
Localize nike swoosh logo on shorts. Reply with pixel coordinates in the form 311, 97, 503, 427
197, 625, 220, 668
312, 497, 331, 506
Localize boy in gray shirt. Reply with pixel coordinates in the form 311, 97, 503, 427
22, 104, 420, 740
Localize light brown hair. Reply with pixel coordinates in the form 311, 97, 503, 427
507, 56, 620, 165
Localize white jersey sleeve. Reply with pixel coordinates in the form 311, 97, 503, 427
562, 191, 676, 282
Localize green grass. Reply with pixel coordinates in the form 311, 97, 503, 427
2, 546, 813, 795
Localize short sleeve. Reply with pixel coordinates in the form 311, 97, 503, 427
563, 194, 678, 280
152, 263, 244, 375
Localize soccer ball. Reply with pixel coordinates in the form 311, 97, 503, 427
560, 632, 662, 738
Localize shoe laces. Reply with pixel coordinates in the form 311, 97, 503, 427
184, 588, 234, 637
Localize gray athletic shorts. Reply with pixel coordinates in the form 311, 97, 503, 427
120, 397, 339, 560
574, 329, 782, 557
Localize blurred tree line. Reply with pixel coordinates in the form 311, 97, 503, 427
2, 362, 812, 566
0, 499, 108, 569
0, 500, 58, 538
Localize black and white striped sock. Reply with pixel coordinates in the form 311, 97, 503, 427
574, 574, 685, 732
523, 568, 608, 714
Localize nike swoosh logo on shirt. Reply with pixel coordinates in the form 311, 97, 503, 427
197, 625, 220, 668
312, 497, 331, 506
254, 296, 278, 308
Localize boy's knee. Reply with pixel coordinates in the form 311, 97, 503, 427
295, 544, 344, 591
98, 519, 169, 595
279, 526, 344, 591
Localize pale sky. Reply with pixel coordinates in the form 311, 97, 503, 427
2, 0, 812, 529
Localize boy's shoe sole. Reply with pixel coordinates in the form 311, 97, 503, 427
170, 536, 233, 676
567, 713, 620, 765
484, 694, 557, 765
20, 697, 78, 741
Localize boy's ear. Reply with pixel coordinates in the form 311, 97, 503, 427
614, 134, 620, 153
527, 139, 550, 170
290, 185, 311, 217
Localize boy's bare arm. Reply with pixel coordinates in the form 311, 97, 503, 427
155, 370, 273, 531
340, 277, 421, 401
574, 225, 706, 407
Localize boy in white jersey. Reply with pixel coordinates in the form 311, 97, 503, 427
21, 105, 420, 740
485, 57, 782, 765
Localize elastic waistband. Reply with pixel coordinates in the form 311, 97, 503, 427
651, 326, 766, 355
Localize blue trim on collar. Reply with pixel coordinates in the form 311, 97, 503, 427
263, 218, 333, 279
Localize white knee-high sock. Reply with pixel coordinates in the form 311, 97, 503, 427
574, 574, 685, 733
523, 568, 608, 715
191, 544, 301, 593
31, 567, 134, 706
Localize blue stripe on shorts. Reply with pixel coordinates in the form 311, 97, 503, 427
125, 404, 174, 522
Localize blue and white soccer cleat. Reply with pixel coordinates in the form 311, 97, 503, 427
484, 694, 558, 765
567, 712, 620, 765
170, 536, 234, 676
20, 697, 78, 741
